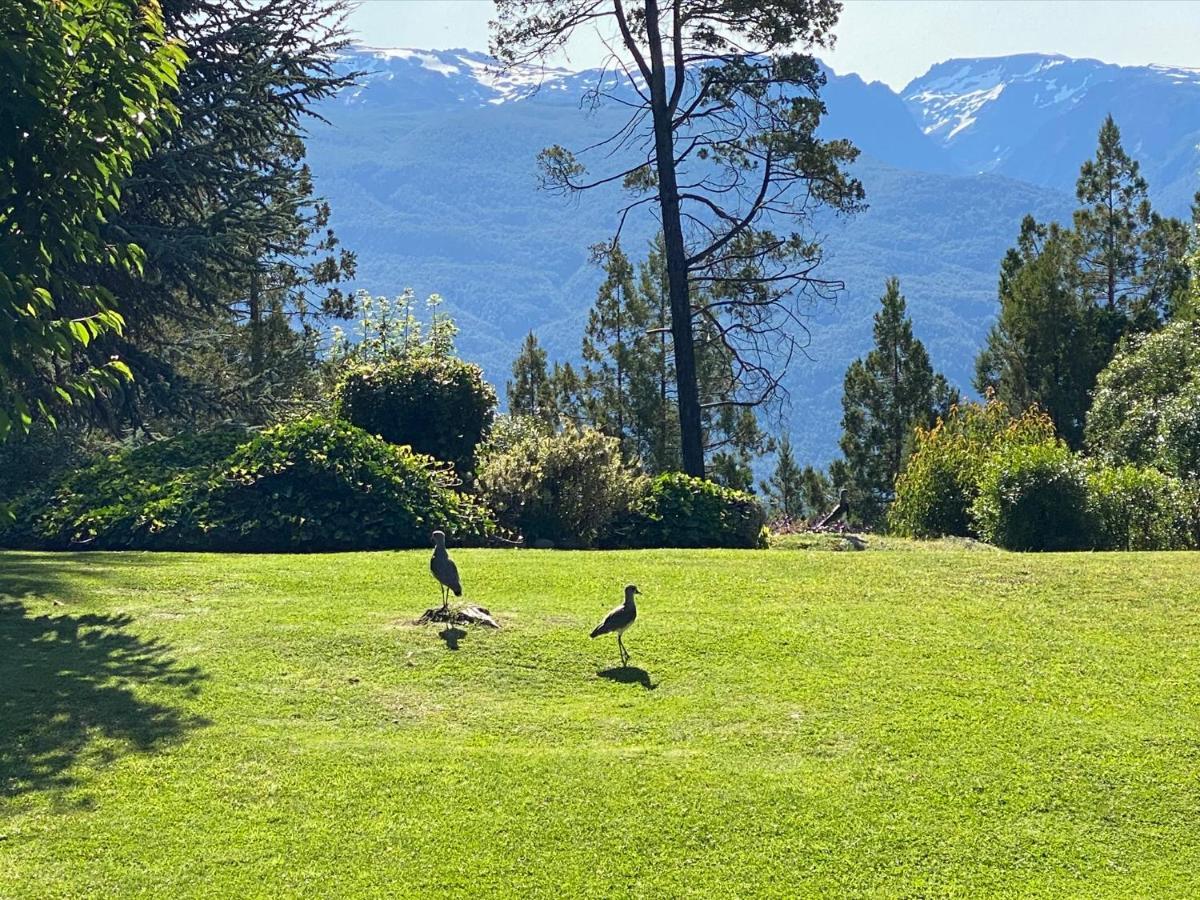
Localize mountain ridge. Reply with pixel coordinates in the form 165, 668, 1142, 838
303, 47, 1195, 464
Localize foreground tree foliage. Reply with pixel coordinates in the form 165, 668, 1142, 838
492, 0, 863, 477
66, 0, 359, 430
1, 0, 184, 441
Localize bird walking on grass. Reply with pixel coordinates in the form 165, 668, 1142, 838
591, 584, 639, 667
430, 530, 462, 613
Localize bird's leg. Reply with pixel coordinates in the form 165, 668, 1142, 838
618, 634, 628, 667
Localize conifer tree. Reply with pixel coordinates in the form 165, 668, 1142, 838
508, 332, 556, 424
798, 465, 833, 520
838, 278, 956, 525
633, 234, 680, 473
550, 361, 585, 427
975, 218, 1107, 446
581, 242, 653, 458
1071, 115, 1190, 328
762, 435, 805, 520
1072, 115, 1151, 315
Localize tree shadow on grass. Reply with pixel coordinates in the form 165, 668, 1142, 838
597, 666, 657, 691
0, 557, 209, 799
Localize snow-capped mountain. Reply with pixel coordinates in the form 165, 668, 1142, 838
302, 47, 1197, 463
903, 54, 1200, 212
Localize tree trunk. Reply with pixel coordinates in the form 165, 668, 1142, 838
643, 0, 704, 477
248, 265, 264, 376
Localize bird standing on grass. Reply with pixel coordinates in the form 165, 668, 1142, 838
816, 488, 850, 529
430, 530, 462, 613
591, 584, 639, 667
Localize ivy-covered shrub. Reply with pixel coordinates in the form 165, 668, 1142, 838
165, 417, 493, 551
333, 356, 497, 476
970, 440, 1092, 551
613, 473, 767, 549
3, 427, 248, 548
1086, 464, 1197, 551
475, 425, 643, 548
1086, 319, 1200, 477
890, 400, 1056, 538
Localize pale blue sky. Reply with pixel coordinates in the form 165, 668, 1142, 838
346, 0, 1200, 90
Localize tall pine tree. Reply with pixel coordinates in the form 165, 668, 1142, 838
839, 278, 956, 526
581, 242, 654, 460
508, 331, 556, 424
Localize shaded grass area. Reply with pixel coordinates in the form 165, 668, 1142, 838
1, 548, 1198, 897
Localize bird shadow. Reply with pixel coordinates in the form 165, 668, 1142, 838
597, 665, 657, 691
438, 627, 467, 651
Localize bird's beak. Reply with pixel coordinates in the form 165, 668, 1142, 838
634, 588, 642, 595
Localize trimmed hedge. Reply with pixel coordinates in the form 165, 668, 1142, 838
4, 418, 493, 551
333, 356, 497, 476
613, 473, 767, 549
970, 441, 1092, 551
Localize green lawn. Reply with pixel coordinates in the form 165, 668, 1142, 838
2, 548, 1198, 898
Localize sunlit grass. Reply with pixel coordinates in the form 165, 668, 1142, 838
2, 547, 1198, 897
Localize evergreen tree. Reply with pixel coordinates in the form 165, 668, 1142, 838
1070, 115, 1191, 328
550, 361, 585, 427
762, 435, 805, 520
975, 218, 1107, 447
494, 0, 864, 477
581, 242, 654, 459
798, 465, 833, 521
633, 234, 680, 473
695, 315, 769, 490
65, 0, 359, 431
838, 278, 955, 526
508, 332, 556, 424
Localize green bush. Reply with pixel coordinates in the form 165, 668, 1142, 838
970, 441, 1092, 551
333, 356, 497, 476
4, 427, 249, 549
475, 425, 643, 548
890, 400, 1056, 538
1086, 320, 1200, 477
167, 417, 493, 551
3, 418, 493, 551
613, 473, 767, 549
1087, 464, 1197, 551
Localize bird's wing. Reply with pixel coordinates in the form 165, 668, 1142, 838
445, 558, 462, 596
590, 604, 625, 638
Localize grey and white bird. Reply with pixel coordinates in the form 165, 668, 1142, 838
590, 584, 639, 667
430, 530, 462, 612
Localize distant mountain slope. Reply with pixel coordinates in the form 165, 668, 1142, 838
305, 47, 1188, 464
902, 54, 1200, 215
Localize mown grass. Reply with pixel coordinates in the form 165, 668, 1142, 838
1, 547, 1198, 898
